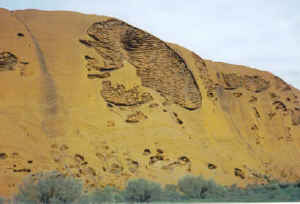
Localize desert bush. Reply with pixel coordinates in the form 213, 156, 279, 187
244, 181, 287, 201
123, 178, 162, 202
71, 194, 90, 204
284, 185, 300, 201
221, 184, 247, 202
223, 181, 299, 202
204, 179, 227, 199
87, 186, 124, 203
160, 184, 183, 202
15, 171, 83, 204
13, 170, 300, 203
178, 175, 226, 200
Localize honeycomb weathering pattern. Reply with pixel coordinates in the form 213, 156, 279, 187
0, 52, 18, 71
85, 19, 202, 110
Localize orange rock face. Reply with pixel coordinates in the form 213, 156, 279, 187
1, 8, 300, 196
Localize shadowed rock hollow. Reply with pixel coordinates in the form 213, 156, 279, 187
0, 8, 300, 196
0, 52, 18, 71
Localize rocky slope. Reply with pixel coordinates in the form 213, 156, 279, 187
0, 8, 300, 196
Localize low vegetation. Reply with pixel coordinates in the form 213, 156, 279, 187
178, 175, 227, 200
15, 171, 83, 204
2, 171, 300, 203
79, 186, 124, 203
123, 178, 163, 202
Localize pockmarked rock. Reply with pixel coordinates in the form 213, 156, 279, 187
0, 8, 300, 197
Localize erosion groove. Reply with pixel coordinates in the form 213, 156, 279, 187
14, 13, 58, 137
192, 53, 218, 101
81, 19, 202, 110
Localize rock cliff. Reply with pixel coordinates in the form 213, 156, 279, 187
0, 8, 300, 196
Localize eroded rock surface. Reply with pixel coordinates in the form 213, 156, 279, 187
0, 52, 18, 71
81, 19, 202, 110
1, 9, 300, 197
126, 111, 148, 123
221, 73, 270, 93
101, 80, 153, 106
291, 109, 300, 126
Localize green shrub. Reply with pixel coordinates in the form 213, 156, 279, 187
13, 170, 300, 203
123, 178, 162, 202
204, 179, 227, 199
224, 181, 299, 202
161, 184, 183, 202
178, 175, 226, 200
15, 171, 83, 204
87, 186, 124, 203
71, 194, 90, 204
222, 184, 246, 201
0, 197, 4, 204
285, 185, 300, 202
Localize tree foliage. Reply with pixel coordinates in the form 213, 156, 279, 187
123, 178, 162, 202
87, 186, 124, 203
161, 184, 183, 201
15, 171, 83, 204
178, 175, 226, 200
12, 170, 300, 203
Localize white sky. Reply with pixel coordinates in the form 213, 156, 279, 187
2, 0, 300, 88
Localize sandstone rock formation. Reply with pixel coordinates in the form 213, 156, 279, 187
0, 8, 300, 196
80, 19, 202, 110
0, 52, 18, 71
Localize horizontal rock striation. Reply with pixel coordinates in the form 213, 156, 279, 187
82, 19, 202, 110
101, 80, 153, 106
221, 73, 270, 93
